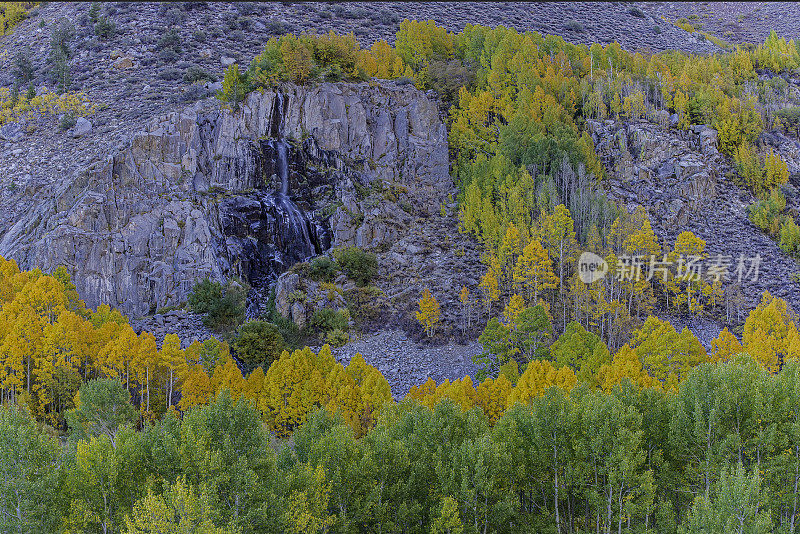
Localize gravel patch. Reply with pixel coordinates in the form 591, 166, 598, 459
316, 329, 484, 399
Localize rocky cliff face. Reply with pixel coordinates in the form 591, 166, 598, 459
0, 82, 450, 318
590, 118, 800, 314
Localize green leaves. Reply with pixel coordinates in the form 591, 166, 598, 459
66, 378, 137, 447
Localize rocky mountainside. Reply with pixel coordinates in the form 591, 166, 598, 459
592, 116, 800, 316
2, 2, 800, 386
0, 81, 450, 319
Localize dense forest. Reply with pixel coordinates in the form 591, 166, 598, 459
3, 11, 800, 534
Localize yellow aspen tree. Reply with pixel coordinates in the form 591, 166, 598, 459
459, 286, 472, 333
178, 364, 212, 411
710, 328, 744, 363
479, 264, 500, 320
513, 238, 558, 303
595, 344, 660, 392
507, 360, 576, 407
764, 149, 790, 190
474, 374, 513, 424
260, 347, 326, 437
742, 292, 796, 372
502, 293, 526, 327
160, 334, 186, 409
242, 366, 266, 404
416, 287, 441, 338
210, 353, 245, 400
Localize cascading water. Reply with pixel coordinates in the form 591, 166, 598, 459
218, 90, 331, 316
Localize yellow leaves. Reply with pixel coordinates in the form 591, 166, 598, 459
596, 344, 660, 392
764, 149, 790, 191
179, 364, 213, 411
742, 292, 799, 373
416, 287, 441, 338
710, 328, 744, 363
475, 374, 513, 424
507, 360, 576, 407
210, 354, 245, 401
513, 237, 558, 302
0, 86, 96, 128
260, 346, 390, 437
503, 294, 526, 326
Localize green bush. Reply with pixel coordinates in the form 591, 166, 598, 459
158, 28, 182, 52
344, 285, 385, 326
307, 256, 338, 282
188, 277, 247, 336
187, 277, 223, 315
779, 216, 800, 257
183, 66, 216, 83
12, 47, 33, 85
93, 17, 115, 39
749, 189, 786, 237
231, 320, 287, 370
59, 112, 76, 130
325, 328, 349, 348
333, 247, 378, 286
310, 308, 350, 333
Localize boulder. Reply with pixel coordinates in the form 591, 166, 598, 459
113, 56, 134, 69
71, 117, 92, 137
0, 121, 23, 142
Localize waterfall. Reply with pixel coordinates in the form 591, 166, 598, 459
275, 139, 289, 195
220, 90, 331, 317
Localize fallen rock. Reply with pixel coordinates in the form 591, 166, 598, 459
113, 56, 134, 69
71, 117, 92, 137
0, 122, 23, 142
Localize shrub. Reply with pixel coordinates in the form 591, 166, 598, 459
12, 47, 33, 85
183, 66, 216, 83
628, 7, 646, 18
158, 28, 182, 52
88, 2, 101, 24
310, 308, 350, 333
333, 247, 378, 286
158, 67, 183, 81
307, 256, 338, 282
94, 17, 115, 39
164, 7, 184, 26
564, 20, 584, 32
344, 285, 385, 326
734, 143, 765, 193
159, 48, 179, 63
749, 188, 786, 237
265, 19, 289, 34
425, 58, 477, 103
326, 328, 349, 348
231, 320, 287, 370
59, 112, 77, 130
49, 18, 74, 91
188, 277, 223, 314
218, 63, 248, 109
779, 216, 800, 257
188, 277, 247, 336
